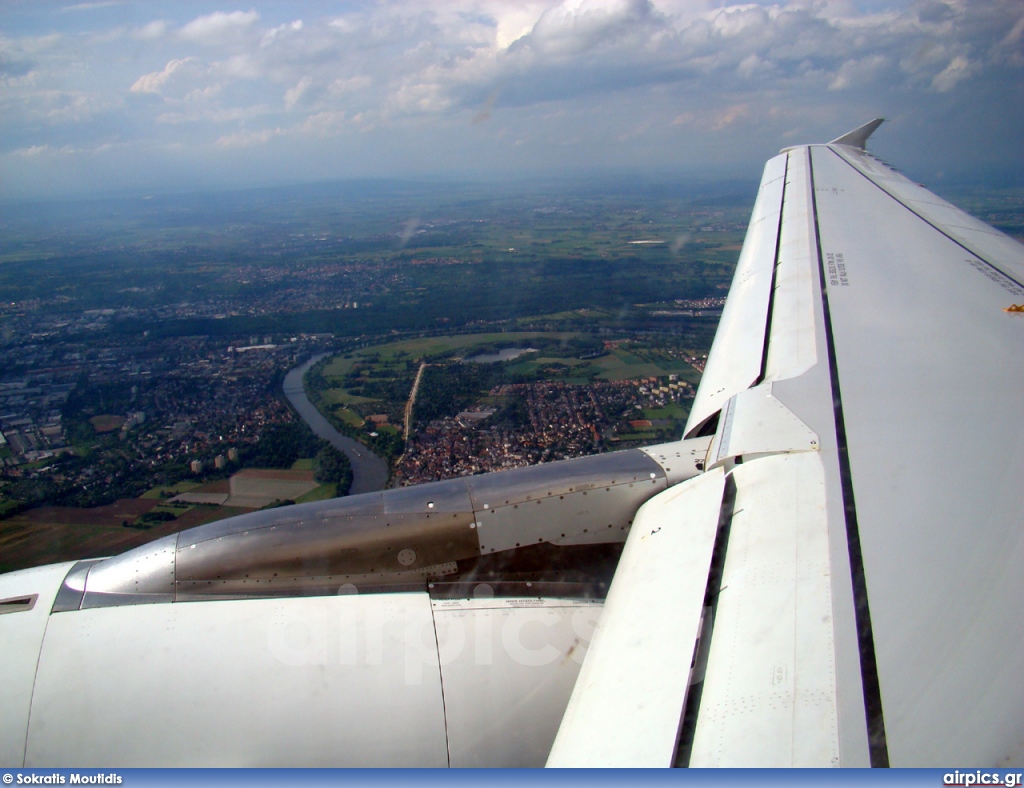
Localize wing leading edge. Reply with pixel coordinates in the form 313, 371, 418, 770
550, 120, 1024, 767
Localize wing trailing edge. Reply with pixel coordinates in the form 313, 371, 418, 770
547, 468, 726, 767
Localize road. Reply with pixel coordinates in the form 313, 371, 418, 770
404, 362, 428, 442
282, 355, 389, 495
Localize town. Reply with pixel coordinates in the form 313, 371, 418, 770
394, 377, 694, 485
0, 331, 330, 512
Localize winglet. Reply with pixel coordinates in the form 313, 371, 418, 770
829, 118, 884, 150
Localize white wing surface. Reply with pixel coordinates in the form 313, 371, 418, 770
551, 120, 1024, 767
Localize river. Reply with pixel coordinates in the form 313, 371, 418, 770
282, 354, 389, 495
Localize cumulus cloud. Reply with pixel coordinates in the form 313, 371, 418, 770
491, 3, 550, 49
214, 109, 348, 148
916, 1, 956, 25
998, 14, 1024, 65
0, 49, 35, 81
330, 76, 373, 96
134, 0, 1015, 129
157, 102, 269, 126
61, 2, 121, 11
217, 54, 261, 79
671, 104, 750, 131
262, 20, 303, 47
931, 54, 977, 91
13, 143, 86, 156
514, 0, 658, 59
130, 58, 199, 94
215, 126, 283, 148
284, 76, 313, 109
299, 110, 348, 136
15, 144, 54, 156
830, 54, 890, 90
180, 10, 260, 43
46, 92, 106, 122
2, 0, 1023, 197
133, 20, 168, 40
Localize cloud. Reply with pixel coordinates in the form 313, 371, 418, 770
916, 1, 956, 25
262, 20, 304, 47
157, 102, 269, 126
671, 104, 750, 131
184, 83, 222, 103
213, 108, 349, 148
492, 4, 550, 49
298, 110, 348, 136
0, 50, 35, 81
215, 126, 283, 148
217, 54, 261, 79
130, 58, 199, 94
180, 10, 260, 43
14, 144, 54, 157
931, 54, 977, 91
830, 54, 890, 90
708, 4, 770, 39
61, 1, 122, 11
133, 21, 168, 40
2, 0, 1023, 198
995, 12, 1024, 66
514, 0, 658, 59
12, 142, 98, 156
284, 76, 313, 109
329, 76, 372, 96
710, 104, 748, 131
46, 92, 110, 122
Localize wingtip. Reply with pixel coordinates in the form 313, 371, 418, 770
829, 118, 885, 150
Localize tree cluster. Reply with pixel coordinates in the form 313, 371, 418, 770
313, 444, 353, 494
242, 422, 321, 469
414, 362, 528, 423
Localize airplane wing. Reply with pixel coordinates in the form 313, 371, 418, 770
2, 120, 1022, 768
548, 119, 1024, 767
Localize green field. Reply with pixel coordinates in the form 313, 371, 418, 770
313, 333, 587, 417
332, 407, 364, 427
317, 331, 698, 397
315, 333, 706, 429
0, 499, 23, 517
140, 482, 200, 499
328, 332, 582, 368
592, 353, 666, 381
610, 431, 657, 443
643, 402, 687, 421
295, 484, 337, 504
318, 386, 376, 406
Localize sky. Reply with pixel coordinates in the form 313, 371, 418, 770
1, 0, 1022, 200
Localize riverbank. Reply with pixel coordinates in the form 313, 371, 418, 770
282, 355, 388, 495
